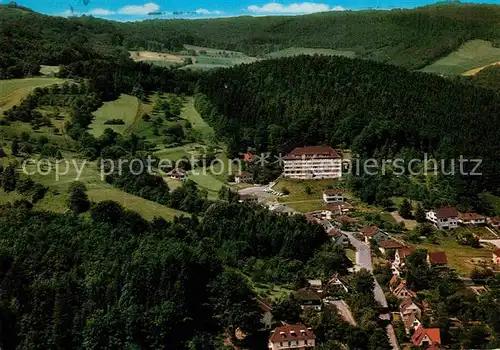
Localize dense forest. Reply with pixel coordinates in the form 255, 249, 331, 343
196, 55, 500, 211
0, 198, 341, 349
2, 2, 500, 74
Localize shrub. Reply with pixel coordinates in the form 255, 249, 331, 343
103, 119, 125, 125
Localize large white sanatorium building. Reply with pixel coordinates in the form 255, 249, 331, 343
283, 146, 342, 179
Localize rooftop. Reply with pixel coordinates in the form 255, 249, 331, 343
360, 226, 380, 237
269, 324, 315, 343
427, 251, 447, 265
379, 240, 403, 249
411, 325, 441, 346
285, 146, 341, 160
458, 212, 485, 221
434, 206, 458, 219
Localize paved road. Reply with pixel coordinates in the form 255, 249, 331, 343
330, 300, 357, 326
480, 239, 500, 248
342, 230, 399, 350
238, 185, 270, 196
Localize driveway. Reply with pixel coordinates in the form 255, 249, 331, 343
343, 230, 399, 350
330, 300, 357, 326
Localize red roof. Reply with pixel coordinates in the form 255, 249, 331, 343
269, 324, 316, 343
327, 228, 342, 238
488, 217, 500, 224
397, 247, 415, 260
411, 325, 441, 346
324, 189, 343, 195
427, 251, 447, 265
243, 153, 255, 162
458, 212, 485, 221
326, 202, 353, 211
435, 206, 458, 219
335, 216, 358, 223
379, 240, 403, 249
285, 146, 341, 160
360, 226, 380, 237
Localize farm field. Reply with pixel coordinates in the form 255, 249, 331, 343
90, 94, 139, 137
421, 40, 500, 76
266, 47, 356, 59
0, 77, 65, 114
129, 50, 184, 64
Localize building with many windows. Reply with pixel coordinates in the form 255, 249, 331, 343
268, 324, 316, 350
283, 146, 341, 179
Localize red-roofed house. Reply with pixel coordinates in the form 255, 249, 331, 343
166, 168, 186, 180
268, 324, 316, 350
243, 152, 256, 163
283, 146, 342, 179
326, 202, 353, 214
427, 251, 447, 266
426, 206, 458, 229
493, 249, 500, 264
235, 171, 254, 184
360, 226, 388, 244
458, 212, 486, 225
411, 325, 441, 348
393, 247, 415, 275
323, 189, 345, 203
488, 217, 500, 228
379, 240, 403, 254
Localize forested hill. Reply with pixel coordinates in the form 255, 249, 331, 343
118, 3, 500, 69
1, 3, 500, 73
195, 55, 500, 194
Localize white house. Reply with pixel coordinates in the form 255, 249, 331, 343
166, 168, 186, 180
488, 217, 500, 228
323, 189, 344, 203
426, 206, 458, 229
235, 171, 253, 184
268, 324, 316, 350
283, 146, 342, 179
458, 212, 486, 225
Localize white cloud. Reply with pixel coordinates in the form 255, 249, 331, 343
88, 8, 115, 15
247, 2, 345, 14
195, 8, 223, 15
118, 2, 160, 15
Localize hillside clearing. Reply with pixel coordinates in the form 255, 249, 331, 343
0, 77, 65, 114
462, 61, 500, 76
90, 94, 139, 137
421, 40, 500, 76
129, 50, 183, 63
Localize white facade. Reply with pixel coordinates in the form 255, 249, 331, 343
283, 146, 342, 180
426, 210, 458, 229
268, 338, 315, 350
284, 158, 342, 179
322, 192, 344, 203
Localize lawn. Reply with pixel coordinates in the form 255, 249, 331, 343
180, 97, 216, 144
414, 235, 494, 276
266, 47, 356, 59
0, 77, 65, 114
90, 94, 140, 137
275, 178, 343, 212
421, 40, 500, 76
346, 248, 356, 263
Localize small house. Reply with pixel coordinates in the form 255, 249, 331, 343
427, 251, 447, 266
393, 247, 415, 273
488, 217, 500, 228
360, 226, 388, 244
458, 212, 486, 225
327, 228, 350, 246
328, 272, 349, 293
323, 189, 344, 203
166, 168, 186, 180
426, 206, 458, 229
379, 240, 403, 254
392, 280, 416, 299
234, 171, 253, 184
268, 324, 316, 350
326, 201, 353, 215
295, 288, 322, 311
411, 325, 441, 348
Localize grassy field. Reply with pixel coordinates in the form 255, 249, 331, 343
275, 178, 342, 212
180, 97, 216, 144
39, 65, 60, 76
266, 47, 356, 59
421, 40, 500, 76
415, 235, 494, 276
90, 94, 140, 137
0, 77, 65, 114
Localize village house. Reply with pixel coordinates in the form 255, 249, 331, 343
390, 276, 416, 299
400, 297, 422, 320
307, 279, 322, 291
322, 189, 345, 203
238, 194, 259, 204
268, 324, 316, 350
488, 217, 500, 228
325, 202, 354, 215
234, 171, 254, 184
283, 146, 342, 179
166, 168, 186, 180
411, 325, 441, 348
332, 215, 358, 227
327, 228, 350, 246
426, 206, 458, 229
378, 240, 403, 254
427, 251, 448, 266
458, 212, 486, 225
295, 288, 322, 311
392, 247, 415, 275
269, 204, 297, 216
492, 249, 500, 264
359, 226, 388, 245
328, 272, 349, 293
242, 152, 256, 163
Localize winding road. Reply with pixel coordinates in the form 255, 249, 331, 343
342, 230, 400, 350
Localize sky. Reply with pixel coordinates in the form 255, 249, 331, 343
8, 0, 500, 21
